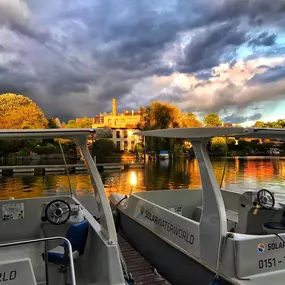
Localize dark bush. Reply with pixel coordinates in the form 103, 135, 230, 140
92, 139, 114, 162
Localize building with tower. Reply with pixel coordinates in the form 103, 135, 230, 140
92, 99, 143, 152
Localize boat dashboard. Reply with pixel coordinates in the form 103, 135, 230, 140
0, 196, 85, 244
0, 195, 126, 285
0, 196, 87, 284
40, 199, 85, 225
237, 189, 285, 234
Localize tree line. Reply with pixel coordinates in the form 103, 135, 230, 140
1, 93, 285, 157
138, 101, 225, 129
1, 93, 285, 130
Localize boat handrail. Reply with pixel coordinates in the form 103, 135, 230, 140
0, 236, 76, 285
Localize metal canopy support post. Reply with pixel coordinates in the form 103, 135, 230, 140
191, 139, 227, 269
74, 136, 117, 244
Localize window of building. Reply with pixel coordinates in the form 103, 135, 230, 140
116, 141, 120, 150
114, 120, 118, 126
116, 131, 120, 138
124, 141, 128, 151
108, 119, 111, 126
131, 141, 135, 151
124, 131, 128, 138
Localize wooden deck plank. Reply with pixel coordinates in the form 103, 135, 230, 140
118, 235, 171, 285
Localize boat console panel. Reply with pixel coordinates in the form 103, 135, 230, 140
193, 189, 285, 234
0, 196, 89, 283
237, 190, 283, 234
41, 199, 84, 225
0, 196, 83, 243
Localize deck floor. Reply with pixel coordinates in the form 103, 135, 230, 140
118, 235, 171, 285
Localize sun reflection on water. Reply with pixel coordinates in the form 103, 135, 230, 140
130, 171, 137, 187
1, 157, 285, 200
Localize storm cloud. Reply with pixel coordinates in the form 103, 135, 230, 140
0, 0, 284, 123
179, 22, 247, 73
249, 32, 277, 47
222, 113, 262, 124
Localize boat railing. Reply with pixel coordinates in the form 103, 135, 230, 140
0, 236, 76, 285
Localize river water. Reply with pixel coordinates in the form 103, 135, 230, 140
1, 156, 285, 200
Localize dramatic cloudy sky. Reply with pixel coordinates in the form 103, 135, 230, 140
0, 0, 285, 124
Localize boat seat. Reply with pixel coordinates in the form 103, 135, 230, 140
43, 220, 88, 285
263, 222, 285, 234
193, 206, 238, 225
44, 220, 89, 265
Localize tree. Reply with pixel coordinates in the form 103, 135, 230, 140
76, 117, 92, 128
254, 121, 265, 128
138, 106, 152, 130
203, 113, 221, 127
210, 137, 227, 153
64, 117, 92, 128
135, 143, 144, 154
276, 119, 285, 128
180, 113, 202, 127
47, 118, 61, 128
254, 119, 285, 129
64, 120, 77, 128
264, 121, 282, 128
138, 102, 181, 154
0, 93, 48, 129
91, 139, 114, 162
139, 101, 181, 130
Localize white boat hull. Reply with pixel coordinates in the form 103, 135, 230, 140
115, 207, 231, 285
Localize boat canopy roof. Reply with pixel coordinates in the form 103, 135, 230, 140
236, 128, 285, 140
135, 127, 285, 140
0, 128, 112, 140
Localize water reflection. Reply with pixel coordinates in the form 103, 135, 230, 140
1, 157, 285, 199
215, 157, 285, 192
130, 171, 137, 186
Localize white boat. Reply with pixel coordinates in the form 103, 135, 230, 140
0, 129, 128, 285
268, 148, 280, 156
158, 150, 169, 159
110, 127, 285, 285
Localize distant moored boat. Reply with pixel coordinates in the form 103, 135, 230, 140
159, 150, 169, 159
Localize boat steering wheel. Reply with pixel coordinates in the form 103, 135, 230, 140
45, 199, 71, 225
257, 189, 275, 210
